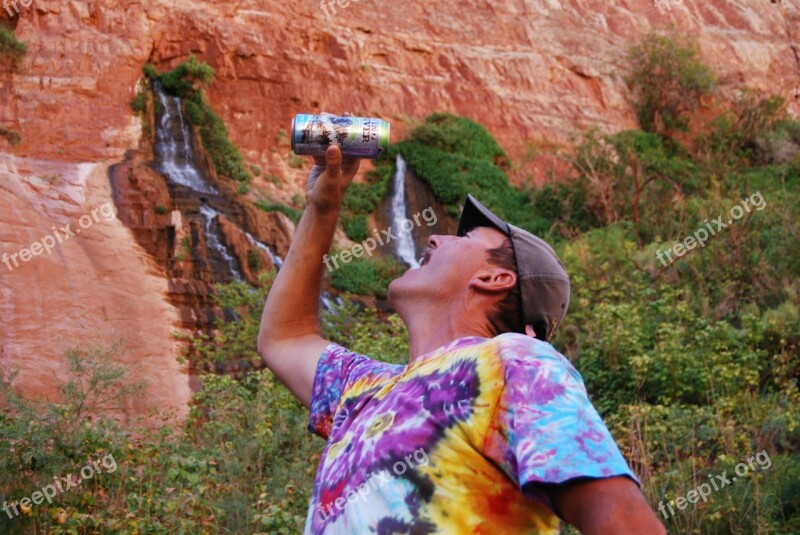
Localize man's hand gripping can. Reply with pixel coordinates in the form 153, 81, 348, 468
291, 114, 390, 158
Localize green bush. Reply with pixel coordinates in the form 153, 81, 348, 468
157, 55, 214, 97
255, 199, 302, 225
342, 214, 369, 242
626, 31, 715, 138
328, 254, 406, 299
129, 90, 146, 113
142, 63, 158, 80
0, 127, 21, 146
398, 118, 548, 232
0, 25, 26, 67
184, 92, 252, 185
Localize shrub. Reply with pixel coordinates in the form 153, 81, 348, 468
255, 199, 302, 225
342, 214, 369, 242
184, 92, 252, 185
328, 254, 406, 299
0, 127, 21, 146
0, 25, 26, 68
158, 55, 214, 97
142, 63, 159, 80
626, 31, 715, 139
288, 152, 303, 169
129, 90, 146, 113
398, 117, 547, 232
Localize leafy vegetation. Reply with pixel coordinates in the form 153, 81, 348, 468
147, 57, 252, 186
327, 253, 406, 299
129, 90, 146, 113
0, 278, 409, 534
337, 151, 395, 241
626, 30, 715, 140
0, 127, 21, 146
398, 113, 549, 232
0, 25, 26, 68
255, 199, 302, 225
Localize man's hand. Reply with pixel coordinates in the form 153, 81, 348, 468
546, 476, 667, 535
305, 140, 360, 212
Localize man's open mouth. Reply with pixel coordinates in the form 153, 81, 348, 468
418, 249, 432, 267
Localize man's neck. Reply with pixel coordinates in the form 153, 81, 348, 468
401, 301, 495, 365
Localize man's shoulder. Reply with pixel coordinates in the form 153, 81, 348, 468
490, 332, 584, 384
492, 332, 563, 362
320, 342, 405, 381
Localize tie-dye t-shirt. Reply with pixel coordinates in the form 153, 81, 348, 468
304, 332, 637, 534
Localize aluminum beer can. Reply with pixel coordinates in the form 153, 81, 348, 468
291, 114, 390, 158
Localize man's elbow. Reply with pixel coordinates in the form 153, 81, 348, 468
256, 332, 278, 369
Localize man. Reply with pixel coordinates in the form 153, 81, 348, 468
258, 144, 666, 534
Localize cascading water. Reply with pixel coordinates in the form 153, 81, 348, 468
150, 81, 340, 312
244, 230, 284, 269
199, 204, 243, 282
241, 231, 338, 311
391, 154, 419, 268
153, 82, 217, 195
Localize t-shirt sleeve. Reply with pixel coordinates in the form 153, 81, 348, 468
308, 342, 388, 440
483, 335, 638, 505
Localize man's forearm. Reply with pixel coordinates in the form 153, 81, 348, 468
259, 202, 339, 344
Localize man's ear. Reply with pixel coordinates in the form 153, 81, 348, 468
469, 267, 517, 295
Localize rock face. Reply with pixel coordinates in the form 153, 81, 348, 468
0, 0, 798, 420
0, 154, 191, 423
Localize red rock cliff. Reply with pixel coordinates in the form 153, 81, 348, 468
0, 0, 798, 419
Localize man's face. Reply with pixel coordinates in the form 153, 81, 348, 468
387, 225, 509, 306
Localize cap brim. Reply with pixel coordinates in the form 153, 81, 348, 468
457, 194, 510, 237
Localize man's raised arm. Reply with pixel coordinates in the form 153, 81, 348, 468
257, 145, 360, 408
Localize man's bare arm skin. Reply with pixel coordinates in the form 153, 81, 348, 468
546, 476, 667, 535
257, 144, 359, 408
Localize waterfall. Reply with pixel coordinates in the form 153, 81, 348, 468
199, 204, 243, 282
391, 154, 419, 268
153, 82, 218, 195
244, 230, 284, 269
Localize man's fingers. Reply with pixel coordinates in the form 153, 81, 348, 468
324, 145, 342, 180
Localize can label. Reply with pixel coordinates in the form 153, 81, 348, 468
291, 114, 390, 158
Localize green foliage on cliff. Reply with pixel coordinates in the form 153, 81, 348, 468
254, 199, 302, 225
398, 113, 549, 233
0, 127, 21, 146
0, 25, 26, 68
626, 31, 715, 138
339, 154, 394, 242
149, 56, 252, 187
327, 253, 406, 299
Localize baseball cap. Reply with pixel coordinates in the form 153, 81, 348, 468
456, 194, 570, 341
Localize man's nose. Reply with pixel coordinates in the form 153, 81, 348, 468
427, 234, 457, 250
